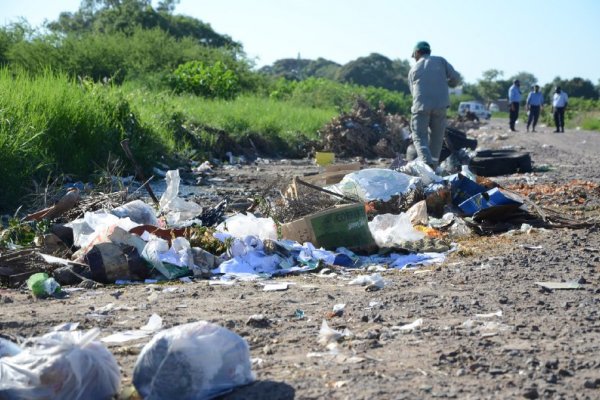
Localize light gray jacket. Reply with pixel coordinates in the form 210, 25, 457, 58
408, 54, 460, 113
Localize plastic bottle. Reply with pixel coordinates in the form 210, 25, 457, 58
26, 273, 61, 298
461, 165, 477, 182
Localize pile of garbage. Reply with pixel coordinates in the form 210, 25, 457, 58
319, 98, 411, 158
2, 131, 597, 294
2, 125, 599, 398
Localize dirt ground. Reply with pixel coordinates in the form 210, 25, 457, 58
1, 119, 600, 399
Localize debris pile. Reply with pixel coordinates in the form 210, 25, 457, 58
448, 113, 484, 131
2, 118, 600, 399
319, 98, 410, 158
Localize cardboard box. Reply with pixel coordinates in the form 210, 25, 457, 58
301, 162, 362, 186
280, 203, 375, 251
324, 162, 362, 173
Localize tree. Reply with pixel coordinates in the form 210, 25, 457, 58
261, 57, 341, 81
476, 69, 504, 103
336, 53, 409, 93
542, 77, 599, 100
157, 0, 179, 14
0, 21, 34, 65
509, 72, 537, 93
304, 58, 341, 80
47, 0, 240, 50
563, 77, 598, 99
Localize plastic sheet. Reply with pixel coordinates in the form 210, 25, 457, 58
67, 211, 139, 249
398, 160, 443, 185
111, 199, 158, 225
216, 213, 277, 241
0, 339, 21, 358
133, 321, 254, 400
326, 168, 418, 202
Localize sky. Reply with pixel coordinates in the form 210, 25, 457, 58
2, 0, 599, 86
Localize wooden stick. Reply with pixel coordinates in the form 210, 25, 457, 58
294, 177, 359, 203
120, 139, 160, 206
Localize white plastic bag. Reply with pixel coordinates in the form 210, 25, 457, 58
348, 273, 385, 289
0, 329, 120, 400
368, 213, 425, 247
133, 321, 255, 400
399, 160, 443, 185
141, 237, 193, 279
216, 213, 277, 240
159, 169, 204, 226
67, 211, 139, 248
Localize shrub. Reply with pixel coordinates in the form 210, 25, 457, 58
268, 77, 411, 114
169, 60, 240, 99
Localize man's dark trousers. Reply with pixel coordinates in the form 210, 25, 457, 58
527, 105, 540, 130
553, 107, 565, 132
509, 102, 519, 131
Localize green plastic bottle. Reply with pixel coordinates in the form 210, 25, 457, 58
27, 272, 61, 297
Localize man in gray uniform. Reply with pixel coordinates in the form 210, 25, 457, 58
408, 41, 461, 170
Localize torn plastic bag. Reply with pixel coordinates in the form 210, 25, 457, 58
133, 321, 255, 400
141, 237, 194, 280
159, 169, 204, 226
398, 160, 443, 185
368, 213, 425, 247
216, 213, 277, 241
0, 329, 120, 400
111, 199, 158, 225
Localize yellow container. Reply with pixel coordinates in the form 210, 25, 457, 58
315, 152, 335, 166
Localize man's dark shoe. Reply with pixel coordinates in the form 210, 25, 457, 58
553, 130, 560, 133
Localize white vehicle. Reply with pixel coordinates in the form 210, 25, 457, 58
458, 101, 491, 120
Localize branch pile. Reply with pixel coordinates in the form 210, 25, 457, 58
319, 99, 410, 158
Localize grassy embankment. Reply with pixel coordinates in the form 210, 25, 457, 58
0, 70, 338, 211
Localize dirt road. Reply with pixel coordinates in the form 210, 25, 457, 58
1, 120, 599, 399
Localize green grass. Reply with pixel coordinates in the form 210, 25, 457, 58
0, 69, 165, 210
122, 82, 338, 156
572, 111, 600, 131
581, 117, 600, 131
0, 73, 338, 211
